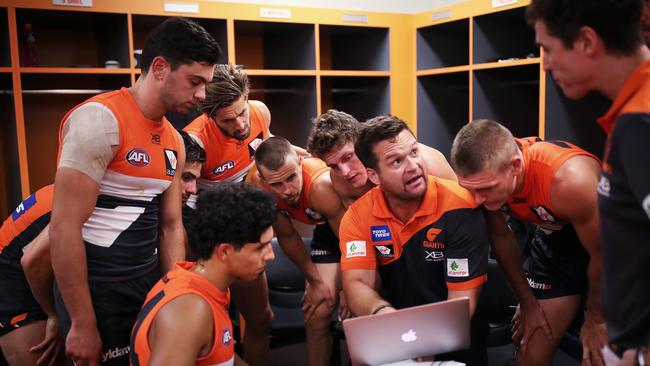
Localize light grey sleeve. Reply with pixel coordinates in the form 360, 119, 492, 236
58, 102, 119, 184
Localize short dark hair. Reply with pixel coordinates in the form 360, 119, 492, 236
355, 115, 413, 171
254, 136, 297, 174
200, 64, 250, 119
188, 183, 277, 260
450, 119, 519, 177
141, 17, 222, 73
526, 0, 644, 55
307, 110, 360, 159
177, 129, 206, 164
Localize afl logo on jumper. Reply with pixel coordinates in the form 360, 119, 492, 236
213, 160, 236, 176
126, 148, 150, 167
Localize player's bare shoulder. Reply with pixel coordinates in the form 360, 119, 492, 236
418, 143, 457, 181
551, 154, 601, 217
249, 100, 271, 127
310, 170, 342, 211
329, 170, 364, 208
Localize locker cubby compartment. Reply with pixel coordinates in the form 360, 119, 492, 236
320, 76, 390, 123
248, 76, 316, 147
472, 65, 539, 138
131, 15, 228, 67
235, 21, 315, 70
319, 25, 389, 71
417, 19, 469, 70
21, 74, 131, 192
15, 9, 129, 68
417, 72, 469, 159
0, 74, 21, 218
472, 7, 538, 65
544, 76, 608, 157
1, 8, 10, 67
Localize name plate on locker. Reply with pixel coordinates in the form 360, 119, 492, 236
342, 13, 368, 23
492, 0, 517, 8
53, 0, 93, 7
164, 2, 199, 14
431, 10, 452, 22
260, 8, 292, 19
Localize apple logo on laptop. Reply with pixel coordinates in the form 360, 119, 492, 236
401, 329, 417, 343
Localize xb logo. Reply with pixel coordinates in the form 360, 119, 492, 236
425, 250, 444, 262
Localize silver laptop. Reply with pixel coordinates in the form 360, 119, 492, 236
342, 297, 471, 366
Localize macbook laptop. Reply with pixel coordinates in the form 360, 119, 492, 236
342, 297, 471, 366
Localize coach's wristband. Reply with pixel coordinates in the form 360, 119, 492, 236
371, 303, 392, 315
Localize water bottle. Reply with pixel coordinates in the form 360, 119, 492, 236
22, 23, 37, 67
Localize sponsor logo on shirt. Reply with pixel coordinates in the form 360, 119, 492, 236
447, 258, 469, 277
425, 250, 444, 262
370, 225, 392, 242
527, 277, 552, 290
102, 346, 130, 362
530, 205, 556, 223
164, 149, 177, 176
374, 244, 394, 258
311, 249, 332, 257
279, 209, 292, 218
213, 160, 236, 176
12, 193, 37, 221
222, 328, 233, 346
248, 133, 264, 160
597, 175, 611, 198
346, 241, 366, 258
305, 207, 324, 223
126, 148, 150, 167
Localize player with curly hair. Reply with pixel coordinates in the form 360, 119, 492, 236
131, 183, 277, 365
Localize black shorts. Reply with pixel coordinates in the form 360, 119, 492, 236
310, 223, 341, 264
54, 266, 161, 366
0, 265, 47, 337
523, 224, 589, 299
